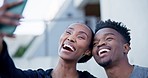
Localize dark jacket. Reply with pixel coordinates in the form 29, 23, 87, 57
0, 41, 96, 78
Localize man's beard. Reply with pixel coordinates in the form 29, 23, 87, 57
98, 59, 112, 68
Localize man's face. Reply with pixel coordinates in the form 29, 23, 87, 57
58, 23, 92, 63
92, 28, 128, 67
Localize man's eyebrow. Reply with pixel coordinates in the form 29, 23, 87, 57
104, 33, 115, 36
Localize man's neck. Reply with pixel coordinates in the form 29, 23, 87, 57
105, 61, 134, 78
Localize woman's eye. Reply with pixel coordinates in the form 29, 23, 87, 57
65, 31, 71, 35
77, 36, 85, 40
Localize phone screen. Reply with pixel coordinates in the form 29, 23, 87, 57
0, 0, 28, 34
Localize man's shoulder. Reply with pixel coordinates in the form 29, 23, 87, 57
130, 65, 148, 78
134, 65, 148, 71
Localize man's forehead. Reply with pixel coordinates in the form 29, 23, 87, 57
95, 28, 120, 36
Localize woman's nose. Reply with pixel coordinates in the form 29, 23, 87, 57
67, 35, 76, 42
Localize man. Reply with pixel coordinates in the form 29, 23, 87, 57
92, 19, 148, 78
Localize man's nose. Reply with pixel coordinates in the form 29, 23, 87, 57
97, 40, 106, 47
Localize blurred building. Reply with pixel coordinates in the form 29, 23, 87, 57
4, 0, 148, 78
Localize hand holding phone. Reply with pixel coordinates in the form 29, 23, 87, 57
0, 0, 27, 34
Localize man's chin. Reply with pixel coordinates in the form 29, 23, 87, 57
98, 60, 112, 68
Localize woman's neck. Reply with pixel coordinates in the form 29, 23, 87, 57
51, 59, 78, 78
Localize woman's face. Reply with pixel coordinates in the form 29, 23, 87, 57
58, 23, 92, 63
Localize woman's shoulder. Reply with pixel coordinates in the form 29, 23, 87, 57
30, 68, 53, 78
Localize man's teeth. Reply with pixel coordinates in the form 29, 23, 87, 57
98, 49, 110, 55
64, 44, 75, 51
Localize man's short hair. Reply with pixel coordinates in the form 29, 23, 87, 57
95, 19, 131, 45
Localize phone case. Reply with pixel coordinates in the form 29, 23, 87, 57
0, 0, 27, 34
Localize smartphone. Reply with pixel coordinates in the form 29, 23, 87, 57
0, 0, 28, 34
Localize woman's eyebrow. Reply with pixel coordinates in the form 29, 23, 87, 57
67, 27, 74, 30
78, 31, 88, 38
67, 27, 89, 38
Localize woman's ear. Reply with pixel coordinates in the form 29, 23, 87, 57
84, 50, 91, 56
123, 43, 131, 54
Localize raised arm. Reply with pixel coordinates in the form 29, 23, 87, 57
0, 1, 37, 77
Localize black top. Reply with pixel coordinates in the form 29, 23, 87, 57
0, 41, 96, 78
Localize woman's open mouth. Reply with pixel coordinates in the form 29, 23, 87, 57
62, 44, 75, 52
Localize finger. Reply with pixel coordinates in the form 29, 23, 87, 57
0, 33, 5, 38
6, 34, 16, 38
4, 11, 23, 20
0, 33, 4, 44
0, 33, 15, 38
0, 16, 20, 26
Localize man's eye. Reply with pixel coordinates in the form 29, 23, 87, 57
106, 37, 113, 41
93, 42, 97, 47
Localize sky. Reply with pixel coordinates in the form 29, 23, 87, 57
1, 0, 65, 35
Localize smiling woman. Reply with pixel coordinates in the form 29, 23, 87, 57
0, 22, 96, 78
